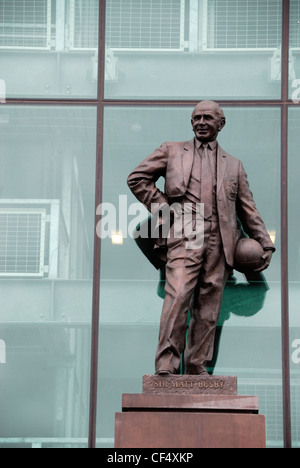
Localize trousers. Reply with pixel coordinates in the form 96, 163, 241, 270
155, 218, 230, 374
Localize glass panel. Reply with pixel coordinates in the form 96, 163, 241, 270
288, 107, 300, 448
0, 0, 99, 99
97, 105, 282, 447
0, 105, 97, 448
105, 0, 282, 100
290, 1, 300, 101
289, 3, 300, 448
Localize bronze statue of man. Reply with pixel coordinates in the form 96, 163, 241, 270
127, 100, 275, 376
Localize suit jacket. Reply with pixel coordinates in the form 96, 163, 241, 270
127, 139, 275, 268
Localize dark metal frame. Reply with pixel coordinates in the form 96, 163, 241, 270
2, 0, 294, 449
280, 0, 292, 450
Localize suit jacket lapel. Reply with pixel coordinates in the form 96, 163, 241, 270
182, 139, 194, 192
217, 144, 227, 194
172, 139, 227, 197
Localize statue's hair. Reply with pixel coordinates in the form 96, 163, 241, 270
192, 100, 226, 124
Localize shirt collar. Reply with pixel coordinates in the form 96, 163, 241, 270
195, 138, 218, 152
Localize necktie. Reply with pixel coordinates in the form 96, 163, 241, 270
200, 143, 213, 220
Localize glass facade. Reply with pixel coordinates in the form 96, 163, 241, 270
0, 0, 298, 449
104, 0, 283, 100
0, 105, 97, 446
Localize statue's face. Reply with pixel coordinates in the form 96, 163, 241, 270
191, 102, 224, 143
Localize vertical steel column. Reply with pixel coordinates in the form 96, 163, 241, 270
88, 0, 106, 449
281, 0, 292, 449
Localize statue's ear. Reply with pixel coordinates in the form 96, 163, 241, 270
218, 117, 226, 132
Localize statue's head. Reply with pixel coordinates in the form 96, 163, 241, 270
191, 100, 226, 143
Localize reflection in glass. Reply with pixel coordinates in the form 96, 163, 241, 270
0, 106, 97, 448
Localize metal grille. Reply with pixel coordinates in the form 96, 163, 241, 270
290, 0, 300, 48
204, 0, 282, 50
69, 0, 99, 50
0, 209, 46, 277
0, 0, 51, 50
239, 380, 300, 446
106, 0, 185, 51
239, 380, 283, 444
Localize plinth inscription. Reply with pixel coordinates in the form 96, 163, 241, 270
143, 375, 237, 395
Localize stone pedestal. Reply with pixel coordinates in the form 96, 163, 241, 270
115, 375, 266, 449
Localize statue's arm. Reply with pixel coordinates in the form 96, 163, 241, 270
127, 143, 169, 213
236, 162, 275, 271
